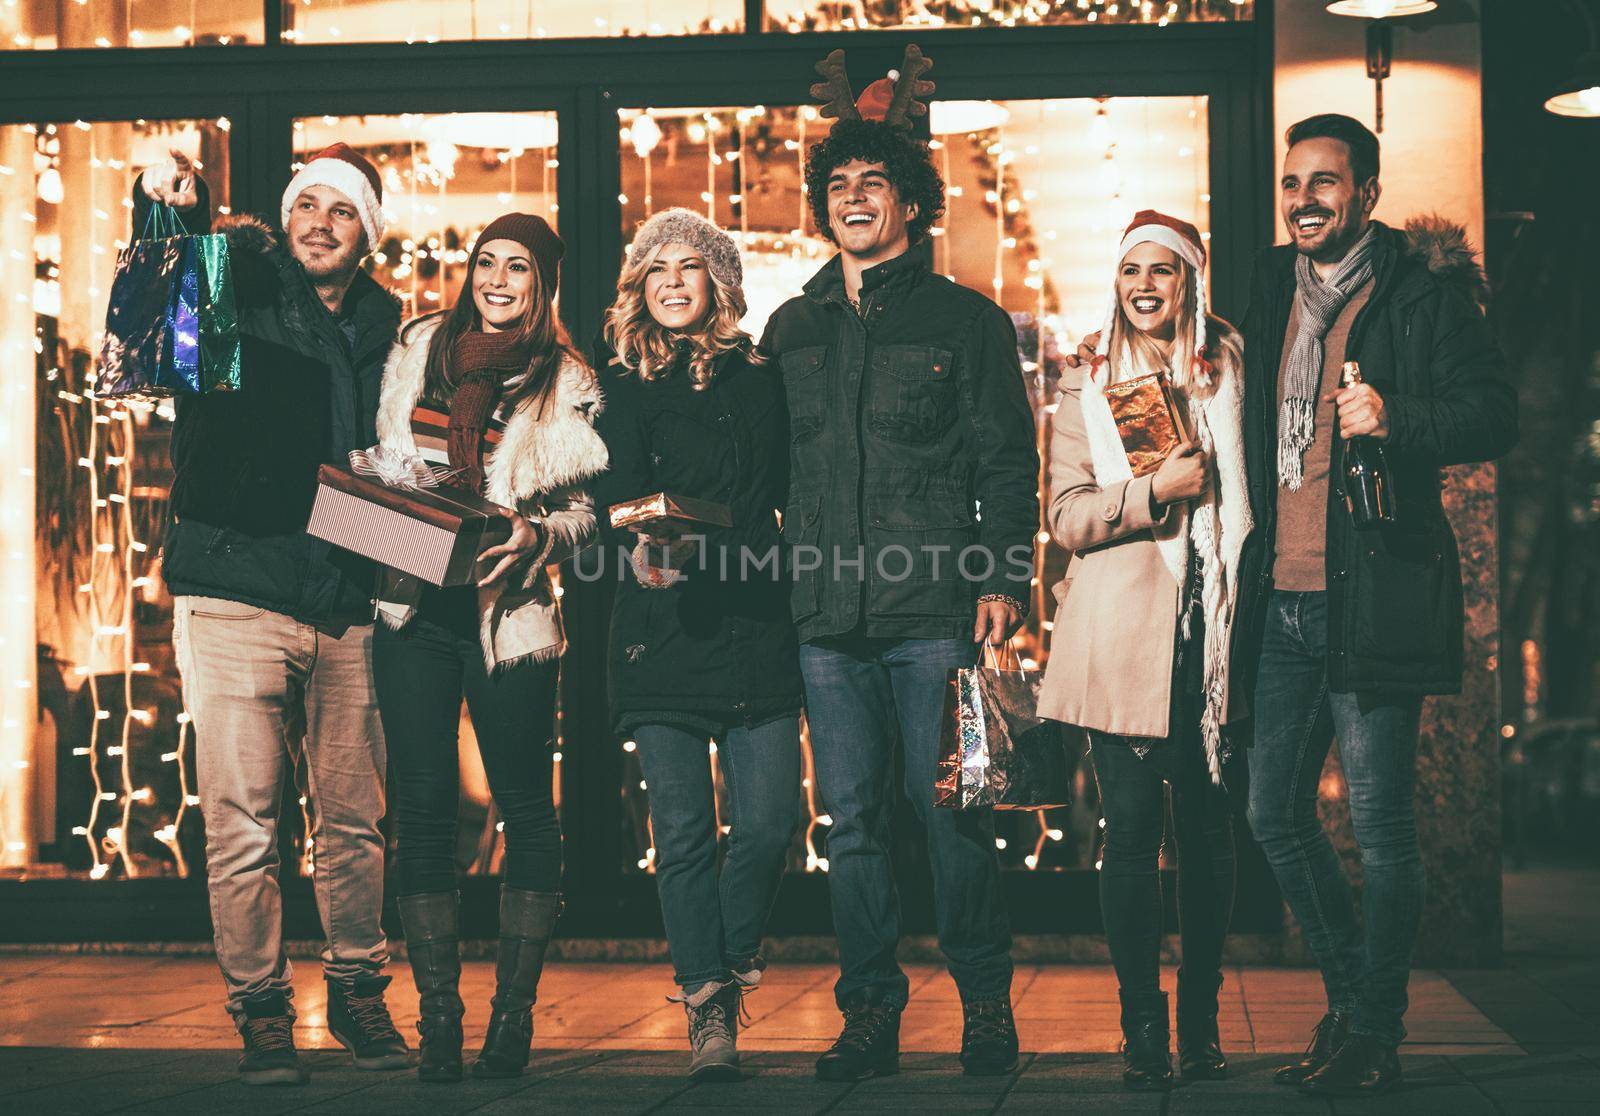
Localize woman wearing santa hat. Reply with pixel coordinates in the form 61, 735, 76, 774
1038, 211, 1253, 1091
371, 213, 608, 1083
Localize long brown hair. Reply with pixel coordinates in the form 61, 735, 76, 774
422, 261, 584, 418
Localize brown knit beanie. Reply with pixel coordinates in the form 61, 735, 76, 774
471, 212, 564, 297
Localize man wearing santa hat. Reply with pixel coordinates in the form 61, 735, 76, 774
134, 143, 408, 1085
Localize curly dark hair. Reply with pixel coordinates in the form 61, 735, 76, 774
804, 119, 946, 247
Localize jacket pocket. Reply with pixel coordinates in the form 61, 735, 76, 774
784, 494, 824, 622
780, 346, 827, 443
866, 494, 976, 615
1348, 524, 1450, 666
867, 344, 957, 444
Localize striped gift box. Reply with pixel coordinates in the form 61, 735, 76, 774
307, 464, 512, 587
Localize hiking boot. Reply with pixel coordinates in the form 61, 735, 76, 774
400, 891, 465, 1083
473, 888, 561, 1078
1300, 1032, 1402, 1096
327, 974, 410, 1070
815, 995, 902, 1082
1273, 1010, 1350, 1085
959, 996, 1019, 1076
1119, 990, 1173, 1092
236, 993, 307, 1087
676, 981, 741, 1082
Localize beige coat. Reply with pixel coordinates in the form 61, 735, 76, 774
374, 312, 610, 671
1037, 362, 1249, 743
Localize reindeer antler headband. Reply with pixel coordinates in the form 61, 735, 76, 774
809, 44, 936, 131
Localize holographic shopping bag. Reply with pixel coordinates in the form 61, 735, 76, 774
934, 643, 1073, 811
97, 203, 240, 399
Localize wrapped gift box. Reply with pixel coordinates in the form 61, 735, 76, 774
607, 491, 732, 535
1103, 373, 1192, 478
308, 464, 512, 587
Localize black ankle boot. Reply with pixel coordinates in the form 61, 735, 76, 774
399, 892, 464, 1083
473, 888, 561, 1079
1118, 990, 1173, 1092
1176, 969, 1227, 1080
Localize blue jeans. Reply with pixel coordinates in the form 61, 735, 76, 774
1245, 591, 1425, 1047
634, 716, 802, 992
800, 636, 1013, 1008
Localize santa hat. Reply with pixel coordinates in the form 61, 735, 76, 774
1093, 210, 1210, 382
280, 142, 385, 250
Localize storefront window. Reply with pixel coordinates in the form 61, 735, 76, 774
2, 0, 261, 49
282, 0, 744, 44
0, 117, 231, 877
616, 94, 1209, 874
769, 0, 1251, 31
293, 111, 560, 316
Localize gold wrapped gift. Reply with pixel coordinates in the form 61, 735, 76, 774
1103, 373, 1191, 478
607, 491, 733, 534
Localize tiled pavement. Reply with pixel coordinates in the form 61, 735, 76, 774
2, 867, 1597, 1113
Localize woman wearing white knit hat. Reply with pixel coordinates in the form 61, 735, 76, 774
1038, 210, 1253, 1092
592, 207, 803, 1083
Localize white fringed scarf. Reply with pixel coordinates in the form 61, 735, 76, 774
1079, 343, 1251, 782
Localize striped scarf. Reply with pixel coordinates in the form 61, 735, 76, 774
1278, 226, 1379, 489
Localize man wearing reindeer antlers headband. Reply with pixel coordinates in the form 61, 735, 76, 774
759, 45, 1039, 1082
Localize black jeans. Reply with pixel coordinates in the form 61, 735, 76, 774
374, 588, 561, 895
1088, 718, 1235, 1003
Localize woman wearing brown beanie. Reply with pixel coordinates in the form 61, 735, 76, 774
372, 213, 607, 1083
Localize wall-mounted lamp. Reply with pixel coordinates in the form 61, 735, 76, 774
1326, 1, 1439, 134
1545, 52, 1600, 118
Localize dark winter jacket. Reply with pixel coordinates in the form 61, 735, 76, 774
131, 177, 401, 629
592, 341, 803, 730
1232, 218, 1519, 700
758, 249, 1040, 643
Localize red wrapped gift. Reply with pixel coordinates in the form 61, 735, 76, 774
307, 463, 512, 587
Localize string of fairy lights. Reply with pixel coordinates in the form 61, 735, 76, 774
3, 0, 1252, 49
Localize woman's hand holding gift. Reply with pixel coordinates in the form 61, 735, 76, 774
476, 509, 546, 588
1151, 441, 1210, 507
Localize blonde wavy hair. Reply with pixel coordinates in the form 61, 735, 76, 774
1104, 254, 1243, 397
603, 241, 762, 390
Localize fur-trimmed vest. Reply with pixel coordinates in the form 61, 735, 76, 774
374, 312, 609, 671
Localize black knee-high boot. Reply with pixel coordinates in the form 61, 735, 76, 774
399, 892, 465, 1083
473, 888, 561, 1079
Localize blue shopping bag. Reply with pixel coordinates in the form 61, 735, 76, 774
97, 204, 241, 400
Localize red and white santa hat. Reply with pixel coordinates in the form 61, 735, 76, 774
280, 142, 386, 250
1093, 209, 1210, 380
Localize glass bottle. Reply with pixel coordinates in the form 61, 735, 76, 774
1340, 361, 1396, 528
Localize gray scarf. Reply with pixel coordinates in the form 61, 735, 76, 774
1278, 226, 1379, 489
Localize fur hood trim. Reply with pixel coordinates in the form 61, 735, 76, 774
376, 312, 609, 502
1403, 215, 1490, 312
212, 212, 277, 257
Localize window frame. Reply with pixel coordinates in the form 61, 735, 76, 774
0, 8, 1280, 942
